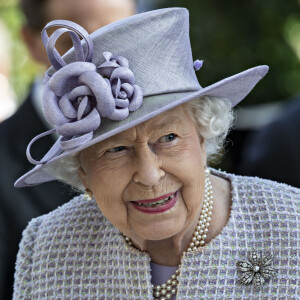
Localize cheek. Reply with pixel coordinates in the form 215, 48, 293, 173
181, 150, 205, 213
162, 136, 205, 182
162, 138, 205, 214
86, 155, 132, 191
86, 160, 133, 231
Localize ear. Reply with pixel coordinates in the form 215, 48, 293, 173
21, 25, 50, 66
78, 166, 90, 190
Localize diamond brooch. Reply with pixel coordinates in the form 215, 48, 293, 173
237, 250, 275, 286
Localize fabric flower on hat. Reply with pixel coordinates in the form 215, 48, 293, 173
98, 51, 129, 77
98, 52, 143, 121
43, 61, 117, 138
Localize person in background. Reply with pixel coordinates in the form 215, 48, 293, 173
0, 0, 135, 298
0, 21, 17, 122
237, 94, 300, 188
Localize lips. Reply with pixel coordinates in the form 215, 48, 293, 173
131, 191, 178, 214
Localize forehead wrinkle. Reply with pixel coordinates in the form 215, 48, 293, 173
142, 111, 188, 134
101, 126, 138, 147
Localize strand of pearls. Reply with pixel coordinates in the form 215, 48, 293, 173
124, 168, 213, 300
187, 169, 213, 251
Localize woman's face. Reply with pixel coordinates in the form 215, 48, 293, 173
79, 104, 207, 245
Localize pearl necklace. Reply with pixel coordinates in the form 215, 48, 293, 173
124, 168, 213, 300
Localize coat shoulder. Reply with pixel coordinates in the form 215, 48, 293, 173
231, 174, 300, 231
234, 173, 300, 204
21, 195, 110, 244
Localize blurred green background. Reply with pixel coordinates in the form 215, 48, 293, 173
1, 0, 300, 105
0, 0, 42, 104
140, 0, 300, 106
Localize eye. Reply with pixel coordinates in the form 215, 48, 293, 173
158, 133, 177, 143
106, 146, 126, 153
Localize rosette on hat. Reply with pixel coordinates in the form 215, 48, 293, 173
98, 52, 143, 120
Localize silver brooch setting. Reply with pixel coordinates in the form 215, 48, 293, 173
237, 250, 275, 286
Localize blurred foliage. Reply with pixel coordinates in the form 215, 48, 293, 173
140, 0, 300, 105
1, 0, 300, 105
0, 0, 42, 104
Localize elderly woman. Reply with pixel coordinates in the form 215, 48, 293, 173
14, 8, 299, 300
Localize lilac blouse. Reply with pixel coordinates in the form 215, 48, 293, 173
151, 262, 178, 300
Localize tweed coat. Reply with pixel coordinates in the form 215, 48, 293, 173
13, 171, 300, 299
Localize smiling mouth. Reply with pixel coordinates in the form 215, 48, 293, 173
133, 193, 175, 208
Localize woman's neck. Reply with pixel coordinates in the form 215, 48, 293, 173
140, 217, 200, 266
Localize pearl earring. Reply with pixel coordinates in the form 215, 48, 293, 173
84, 188, 93, 200
205, 166, 210, 177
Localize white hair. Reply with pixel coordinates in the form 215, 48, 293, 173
49, 96, 234, 191
187, 96, 234, 161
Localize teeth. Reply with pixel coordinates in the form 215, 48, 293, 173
136, 194, 175, 208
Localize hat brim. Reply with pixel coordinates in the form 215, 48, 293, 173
15, 65, 268, 187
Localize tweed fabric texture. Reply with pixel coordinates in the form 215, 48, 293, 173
13, 171, 300, 299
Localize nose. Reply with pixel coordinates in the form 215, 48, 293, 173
133, 147, 165, 187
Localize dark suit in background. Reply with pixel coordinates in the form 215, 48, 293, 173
0, 89, 77, 300
237, 96, 300, 188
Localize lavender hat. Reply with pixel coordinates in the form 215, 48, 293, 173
15, 7, 268, 187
